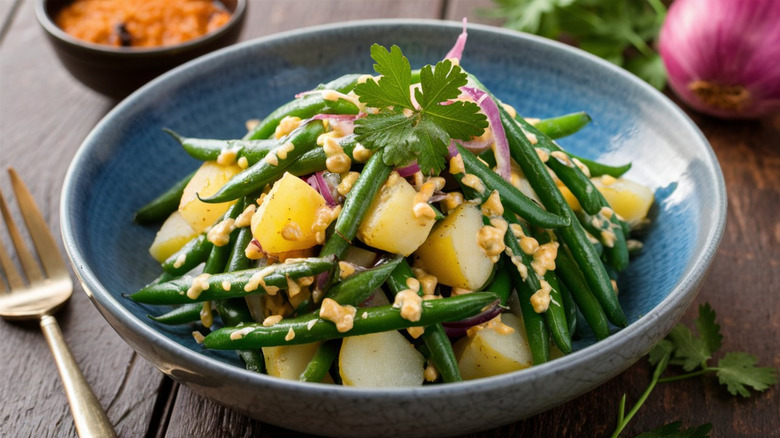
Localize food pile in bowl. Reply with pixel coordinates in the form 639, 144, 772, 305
55, 0, 232, 47
129, 26, 655, 386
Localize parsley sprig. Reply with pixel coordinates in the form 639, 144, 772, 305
612, 303, 777, 437
486, 0, 668, 89
353, 44, 488, 175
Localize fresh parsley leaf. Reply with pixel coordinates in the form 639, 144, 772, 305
353, 45, 487, 175
648, 339, 674, 367
357, 44, 414, 110
695, 303, 722, 358
487, 0, 667, 89
633, 421, 712, 438
667, 324, 710, 372
716, 352, 779, 397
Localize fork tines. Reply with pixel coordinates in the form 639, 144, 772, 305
0, 168, 68, 291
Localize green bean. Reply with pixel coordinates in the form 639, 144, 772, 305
486, 90, 626, 327
386, 260, 462, 383
506, 264, 549, 365
160, 233, 212, 276
244, 74, 362, 140
501, 215, 571, 354
215, 297, 266, 373
326, 256, 403, 305
293, 257, 401, 382
454, 144, 570, 229
574, 156, 631, 178
558, 280, 578, 339
553, 244, 611, 340
201, 121, 326, 203
129, 256, 337, 304
483, 259, 512, 306
134, 171, 194, 224
578, 209, 629, 272
299, 339, 341, 382
165, 129, 278, 163
545, 150, 603, 215
286, 135, 358, 176
203, 292, 500, 350
319, 151, 392, 259
148, 303, 202, 325
527, 111, 592, 139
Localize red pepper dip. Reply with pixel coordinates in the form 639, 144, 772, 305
55, 0, 232, 47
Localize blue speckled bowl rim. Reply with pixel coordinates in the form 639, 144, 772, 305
61, 19, 726, 405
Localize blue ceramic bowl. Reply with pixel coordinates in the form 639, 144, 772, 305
61, 20, 726, 437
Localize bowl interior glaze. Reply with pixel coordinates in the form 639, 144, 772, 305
61, 20, 726, 437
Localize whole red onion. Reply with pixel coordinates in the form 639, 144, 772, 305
659, 0, 780, 119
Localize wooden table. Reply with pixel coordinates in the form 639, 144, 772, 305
1, 0, 778, 436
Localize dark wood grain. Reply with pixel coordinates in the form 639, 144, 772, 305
1, 0, 778, 437
0, 1, 163, 437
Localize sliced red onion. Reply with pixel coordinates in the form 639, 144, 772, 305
307, 171, 339, 207
659, 0, 780, 118
444, 18, 469, 61
459, 135, 494, 153
447, 140, 458, 159
460, 86, 511, 181
441, 301, 503, 329
310, 113, 363, 122
396, 163, 421, 177
428, 193, 448, 203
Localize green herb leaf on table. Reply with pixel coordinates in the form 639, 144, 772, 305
487, 0, 668, 89
611, 303, 777, 437
354, 44, 488, 175
716, 352, 779, 397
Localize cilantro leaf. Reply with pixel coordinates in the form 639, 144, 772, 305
411, 118, 451, 175
667, 324, 710, 372
716, 352, 779, 397
648, 339, 674, 367
353, 44, 487, 175
634, 421, 712, 438
355, 44, 414, 110
695, 303, 722, 358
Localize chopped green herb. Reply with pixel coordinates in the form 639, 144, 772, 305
354, 44, 488, 175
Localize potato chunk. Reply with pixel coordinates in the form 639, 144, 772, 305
339, 330, 425, 387
357, 175, 436, 256
263, 342, 323, 381
413, 203, 494, 290
148, 211, 198, 262
591, 176, 654, 224
179, 161, 242, 232
454, 313, 532, 380
250, 172, 330, 254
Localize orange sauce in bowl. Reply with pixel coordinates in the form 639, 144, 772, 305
55, 0, 232, 47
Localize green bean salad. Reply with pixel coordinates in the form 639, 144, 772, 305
131, 28, 654, 386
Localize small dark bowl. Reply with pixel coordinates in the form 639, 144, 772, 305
35, 0, 247, 99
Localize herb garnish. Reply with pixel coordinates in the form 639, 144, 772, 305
612, 303, 777, 437
353, 44, 488, 175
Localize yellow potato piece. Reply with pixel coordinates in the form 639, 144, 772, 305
357, 175, 436, 256
591, 176, 654, 224
251, 172, 328, 254
148, 211, 198, 263
414, 203, 493, 290
263, 342, 327, 381
454, 313, 533, 380
179, 161, 242, 233
339, 330, 425, 387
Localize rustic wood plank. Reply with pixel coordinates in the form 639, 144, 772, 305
0, 1, 164, 437
238, 0, 444, 40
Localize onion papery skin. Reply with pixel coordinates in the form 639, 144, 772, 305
659, 0, 780, 119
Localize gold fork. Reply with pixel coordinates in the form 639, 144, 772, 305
0, 167, 116, 438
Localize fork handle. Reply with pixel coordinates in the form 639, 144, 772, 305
40, 315, 117, 438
